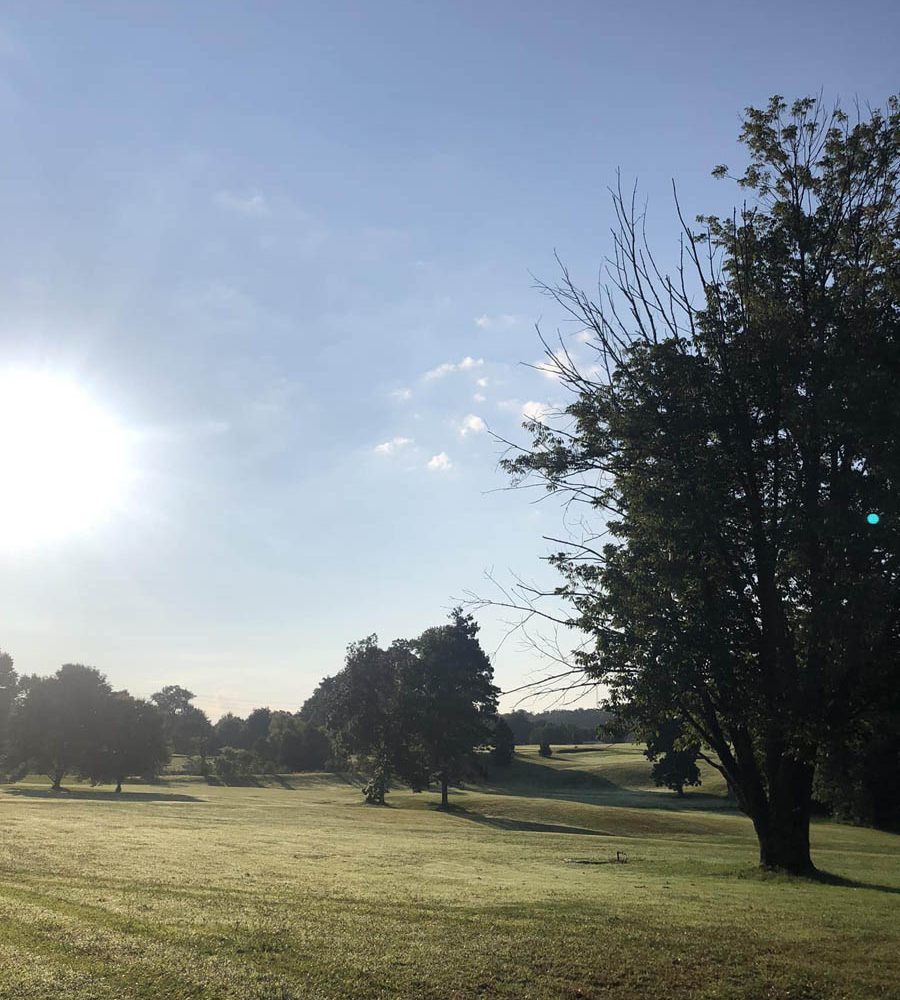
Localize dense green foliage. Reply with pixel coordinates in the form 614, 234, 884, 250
6, 664, 168, 791
643, 718, 702, 796
150, 685, 213, 755
318, 610, 499, 806
408, 610, 499, 807
490, 716, 516, 764
504, 95, 900, 872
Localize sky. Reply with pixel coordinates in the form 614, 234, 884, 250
0, 1, 896, 719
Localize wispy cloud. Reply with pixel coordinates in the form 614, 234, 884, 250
475, 313, 520, 331
522, 400, 552, 423
497, 398, 553, 424
426, 452, 452, 472
390, 388, 413, 402
459, 414, 487, 437
535, 349, 570, 380
423, 356, 484, 380
574, 329, 593, 344
214, 189, 269, 217
374, 436, 413, 455
476, 377, 489, 388
473, 392, 486, 403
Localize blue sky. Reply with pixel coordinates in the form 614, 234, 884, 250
0, 1, 896, 718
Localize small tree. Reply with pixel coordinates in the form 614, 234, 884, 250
502, 709, 533, 745
213, 746, 256, 783
0, 650, 18, 769
151, 685, 213, 755
491, 716, 516, 765
643, 719, 701, 797
269, 712, 332, 771
212, 712, 245, 751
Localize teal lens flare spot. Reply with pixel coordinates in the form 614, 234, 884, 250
867, 513, 880, 525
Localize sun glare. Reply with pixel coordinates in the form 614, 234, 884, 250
0, 370, 134, 547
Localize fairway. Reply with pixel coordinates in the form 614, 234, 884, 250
1, 747, 898, 1000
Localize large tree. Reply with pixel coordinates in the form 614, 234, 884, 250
8, 664, 113, 789
408, 610, 499, 809
81, 692, 169, 792
502, 96, 900, 872
325, 636, 417, 804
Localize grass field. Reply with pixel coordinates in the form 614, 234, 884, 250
0, 745, 897, 999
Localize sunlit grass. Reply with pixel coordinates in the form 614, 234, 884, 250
0, 747, 897, 998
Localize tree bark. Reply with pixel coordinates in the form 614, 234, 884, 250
439, 771, 449, 809
749, 757, 816, 873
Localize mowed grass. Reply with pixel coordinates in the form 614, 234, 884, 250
0, 747, 897, 999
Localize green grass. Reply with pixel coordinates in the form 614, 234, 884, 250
0, 746, 897, 999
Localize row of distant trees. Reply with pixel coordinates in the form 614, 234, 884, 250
0, 654, 167, 792
0, 609, 508, 800
0, 651, 336, 790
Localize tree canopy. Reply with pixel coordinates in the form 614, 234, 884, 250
502, 95, 900, 872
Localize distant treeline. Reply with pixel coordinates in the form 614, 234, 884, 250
500, 708, 625, 747
2, 639, 896, 827
0, 652, 336, 790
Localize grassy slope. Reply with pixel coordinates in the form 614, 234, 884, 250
0, 747, 896, 1000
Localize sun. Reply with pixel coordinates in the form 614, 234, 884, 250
0, 370, 134, 547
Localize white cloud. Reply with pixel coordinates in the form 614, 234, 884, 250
374, 436, 413, 456
575, 329, 593, 344
475, 313, 519, 330
476, 377, 489, 388
535, 349, 570, 380
522, 400, 552, 423
459, 414, 486, 437
423, 356, 484, 380
473, 392, 486, 403
214, 189, 269, 216
426, 452, 452, 472
390, 388, 412, 402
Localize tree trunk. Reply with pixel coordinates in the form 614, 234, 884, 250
439, 771, 449, 809
751, 758, 816, 874
114, 780, 122, 794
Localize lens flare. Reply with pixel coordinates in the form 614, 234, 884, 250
0, 370, 134, 547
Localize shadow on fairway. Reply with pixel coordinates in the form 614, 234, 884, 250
479, 755, 739, 815
446, 805, 611, 837
2, 787, 201, 803
808, 869, 900, 896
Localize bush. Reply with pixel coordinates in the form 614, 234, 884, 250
213, 747, 257, 784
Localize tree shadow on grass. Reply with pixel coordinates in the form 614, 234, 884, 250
446, 804, 613, 837
808, 869, 900, 896
2, 787, 201, 803
479, 755, 739, 815
269, 774, 297, 790
733, 865, 900, 896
